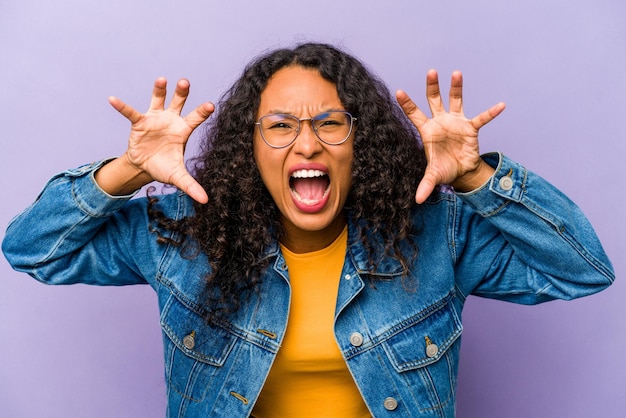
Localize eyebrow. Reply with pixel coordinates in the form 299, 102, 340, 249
264, 108, 346, 116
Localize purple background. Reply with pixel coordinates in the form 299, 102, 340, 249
1, 1, 624, 417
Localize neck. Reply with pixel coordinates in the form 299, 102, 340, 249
279, 214, 347, 254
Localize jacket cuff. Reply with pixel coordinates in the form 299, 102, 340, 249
455, 152, 527, 216
63, 159, 138, 217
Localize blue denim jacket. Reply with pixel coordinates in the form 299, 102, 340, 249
2, 153, 614, 417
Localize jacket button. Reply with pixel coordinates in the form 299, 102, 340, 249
183, 331, 196, 350
349, 332, 364, 347
383, 397, 398, 411
499, 176, 513, 191
426, 343, 439, 358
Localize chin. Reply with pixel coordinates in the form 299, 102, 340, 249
291, 217, 335, 232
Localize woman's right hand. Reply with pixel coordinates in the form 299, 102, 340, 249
95, 78, 214, 203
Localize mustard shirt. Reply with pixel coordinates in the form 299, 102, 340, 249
252, 226, 371, 417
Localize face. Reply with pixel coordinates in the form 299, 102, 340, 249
253, 66, 354, 253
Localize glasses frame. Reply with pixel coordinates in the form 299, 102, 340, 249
254, 111, 357, 149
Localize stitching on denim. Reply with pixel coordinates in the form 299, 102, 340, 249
229, 391, 249, 405
415, 351, 456, 414
521, 199, 614, 283
256, 329, 278, 339
343, 291, 461, 363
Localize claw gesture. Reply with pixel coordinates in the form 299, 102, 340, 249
396, 70, 505, 204
97, 78, 214, 203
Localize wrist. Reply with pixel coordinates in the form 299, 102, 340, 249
451, 160, 494, 193
94, 156, 153, 196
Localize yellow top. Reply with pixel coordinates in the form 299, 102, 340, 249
252, 226, 371, 417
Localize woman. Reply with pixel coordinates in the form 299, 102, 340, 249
2, 43, 614, 417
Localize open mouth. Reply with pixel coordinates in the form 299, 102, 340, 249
289, 169, 330, 206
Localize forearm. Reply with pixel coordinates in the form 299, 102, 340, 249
2, 161, 146, 285
94, 154, 153, 196
454, 153, 614, 302
450, 158, 495, 193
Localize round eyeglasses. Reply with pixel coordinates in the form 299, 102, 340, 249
255, 111, 357, 148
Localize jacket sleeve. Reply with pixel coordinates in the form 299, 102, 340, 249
2, 160, 160, 287
452, 153, 614, 304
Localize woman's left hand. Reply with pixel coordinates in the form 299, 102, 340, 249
397, 70, 506, 203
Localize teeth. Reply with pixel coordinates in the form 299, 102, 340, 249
291, 169, 326, 178
292, 187, 330, 204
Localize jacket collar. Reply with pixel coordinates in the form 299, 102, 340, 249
346, 215, 405, 277
259, 213, 405, 277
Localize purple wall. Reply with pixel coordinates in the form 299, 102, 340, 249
1, 1, 624, 417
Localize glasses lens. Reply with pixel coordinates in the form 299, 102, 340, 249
313, 111, 353, 144
258, 111, 354, 147
259, 114, 299, 147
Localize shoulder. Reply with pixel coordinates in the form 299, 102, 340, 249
410, 188, 463, 226
135, 188, 196, 221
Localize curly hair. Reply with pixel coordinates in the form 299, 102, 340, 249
148, 43, 427, 320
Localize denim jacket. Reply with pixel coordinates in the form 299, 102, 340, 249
2, 153, 614, 417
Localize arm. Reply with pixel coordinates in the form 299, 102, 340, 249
453, 153, 614, 303
97, 77, 214, 202
3, 78, 212, 285
396, 69, 505, 202
399, 70, 613, 301
2, 162, 151, 285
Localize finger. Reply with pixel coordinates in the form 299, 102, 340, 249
449, 70, 464, 115
171, 167, 209, 204
149, 77, 168, 111
168, 79, 191, 113
469, 102, 506, 130
108, 96, 143, 124
185, 102, 215, 129
185, 180, 209, 204
396, 90, 428, 129
415, 171, 437, 204
425, 69, 444, 115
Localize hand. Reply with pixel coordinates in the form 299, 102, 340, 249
107, 77, 214, 203
396, 70, 505, 203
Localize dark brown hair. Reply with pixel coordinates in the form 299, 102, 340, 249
149, 43, 426, 320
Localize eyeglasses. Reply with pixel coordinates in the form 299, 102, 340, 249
255, 111, 357, 148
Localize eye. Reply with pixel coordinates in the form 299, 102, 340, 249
319, 119, 343, 127
315, 113, 347, 130
262, 115, 297, 131
268, 121, 295, 130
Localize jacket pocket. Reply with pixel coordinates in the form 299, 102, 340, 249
160, 293, 237, 402
381, 292, 463, 412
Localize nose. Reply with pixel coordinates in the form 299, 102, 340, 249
292, 120, 322, 157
